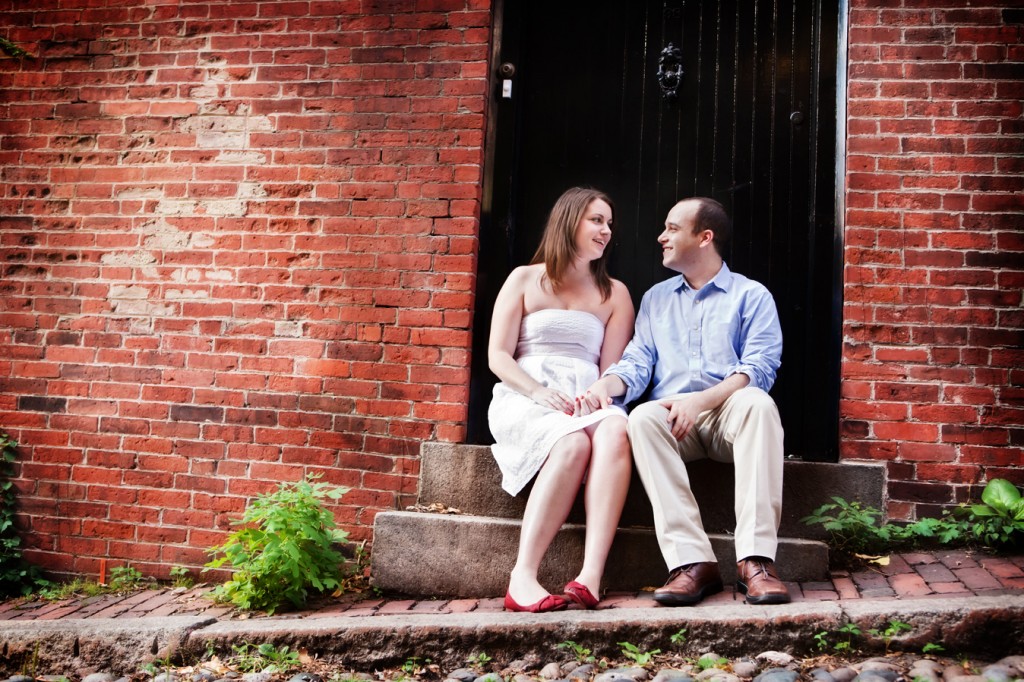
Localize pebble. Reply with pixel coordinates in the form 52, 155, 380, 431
569, 664, 597, 679
731, 661, 759, 679
830, 669, 857, 682
594, 668, 649, 682
288, 675, 322, 682
851, 672, 898, 682
540, 662, 564, 679
982, 665, 1019, 682
473, 673, 503, 682
652, 670, 695, 682
753, 668, 798, 682
754, 652, 794, 667
695, 672, 739, 682
511, 674, 535, 682
448, 669, 478, 682
808, 667, 836, 682
241, 674, 272, 682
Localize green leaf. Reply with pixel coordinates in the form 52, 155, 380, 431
981, 479, 1021, 516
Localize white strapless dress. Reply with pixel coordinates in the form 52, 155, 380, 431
489, 309, 626, 495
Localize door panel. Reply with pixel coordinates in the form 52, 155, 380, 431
470, 0, 840, 460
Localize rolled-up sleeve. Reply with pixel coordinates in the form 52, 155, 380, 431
726, 287, 782, 392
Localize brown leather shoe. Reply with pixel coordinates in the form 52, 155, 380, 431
736, 557, 791, 604
653, 562, 723, 606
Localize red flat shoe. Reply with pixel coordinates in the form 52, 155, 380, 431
563, 580, 599, 609
503, 591, 569, 613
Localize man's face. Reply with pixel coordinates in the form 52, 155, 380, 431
658, 201, 705, 273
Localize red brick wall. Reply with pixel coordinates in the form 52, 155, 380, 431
0, 0, 489, 578
842, 2, 1023, 519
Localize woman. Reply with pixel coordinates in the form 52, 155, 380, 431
488, 187, 635, 612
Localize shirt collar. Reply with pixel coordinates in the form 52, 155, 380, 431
674, 261, 733, 294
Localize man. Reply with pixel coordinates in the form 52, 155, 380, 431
582, 197, 790, 605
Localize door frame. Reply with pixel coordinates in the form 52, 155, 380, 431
468, 0, 848, 460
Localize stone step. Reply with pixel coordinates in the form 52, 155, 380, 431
370, 511, 830, 598
417, 443, 885, 540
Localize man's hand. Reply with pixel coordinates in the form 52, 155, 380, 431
659, 394, 706, 440
577, 375, 624, 416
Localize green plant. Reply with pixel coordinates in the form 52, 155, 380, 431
922, 642, 945, 655
0, 434, 50, 597
696, 654, 728, 671
401, 656, 431, 676
557, 640, 596, 664
205, 475, 350, 614
142, 654, 175, 677
467, 651, 493, 670
618, 641, 661, 667
109, 564, 145, 591
804, 481, 1024, 564
229, 642, 300, 673
37, 577, 109, 601
813, 631, 829, 651
869, 619, 912, 654
965, 479, 1024, 547
669, 628, 687, 647
836, 622, 862, 652
169, 565, 194, 589
0, 36, 30, 58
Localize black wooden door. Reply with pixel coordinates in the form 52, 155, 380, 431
469, 0, 840, 461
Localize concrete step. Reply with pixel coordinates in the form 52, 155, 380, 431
370, 511, 830, 598
417, 443, 885, 540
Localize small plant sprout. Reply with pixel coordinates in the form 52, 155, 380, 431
557, 640, 595, 664
922, 642, 945, 655
869, 619, 913, 654
836, 622, 863, 652
813, 631, 829, 651
618, 641, 661, 667
467, 651, 493, 670
697, 654, 728, 671
109, 565, 145, 592
669, 628, 687, 647
229, 642, 300, 673
169, 565, 194, 589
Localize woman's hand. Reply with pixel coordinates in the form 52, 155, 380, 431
530, 386, 575, 415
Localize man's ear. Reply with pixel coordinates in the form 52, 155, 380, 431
699, 229, 715, 247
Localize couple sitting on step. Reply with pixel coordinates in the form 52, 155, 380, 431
488, 188, 790, 613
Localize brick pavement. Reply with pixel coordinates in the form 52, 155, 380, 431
1, 550, 1021, 622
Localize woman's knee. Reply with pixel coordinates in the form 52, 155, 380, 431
548, 431, 592, 469
592, 417, 630, 462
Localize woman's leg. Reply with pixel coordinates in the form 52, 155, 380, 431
574, 415, 631, 597
508, 430, 592, 604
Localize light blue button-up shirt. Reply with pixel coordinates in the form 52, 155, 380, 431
606, 262, 783, 404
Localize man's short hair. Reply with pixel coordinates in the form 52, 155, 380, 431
690, 197, 732, 258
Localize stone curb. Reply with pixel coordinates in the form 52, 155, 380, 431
0, 615, 216, 676
1, 597, 1020, 675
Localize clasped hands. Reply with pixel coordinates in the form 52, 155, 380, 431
529, 382, 615, 417
532, 381, 703, 440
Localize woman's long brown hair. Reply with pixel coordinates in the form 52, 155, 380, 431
529, 187, 615, 302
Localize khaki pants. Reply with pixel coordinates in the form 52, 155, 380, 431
627, 386, 784, 569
